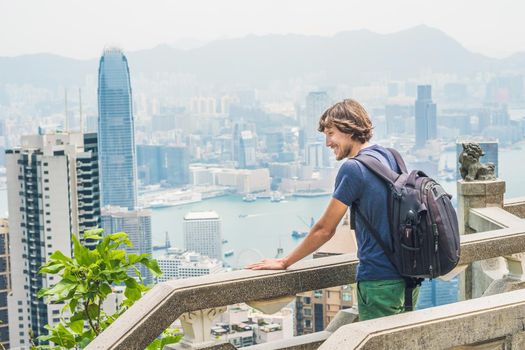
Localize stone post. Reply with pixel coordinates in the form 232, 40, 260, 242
457, 179, 506, 300
457, 179, 506, 235
176, 307, 228, 349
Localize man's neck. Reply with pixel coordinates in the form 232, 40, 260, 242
349, 142, 370, 158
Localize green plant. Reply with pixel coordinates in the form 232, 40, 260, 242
34, 228, 181, 349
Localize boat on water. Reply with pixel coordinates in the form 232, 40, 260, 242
270, 191, 285, 202
238, 213, 248, 218
145, 190, 202, 209
242, 194, 257, 202
222, 239, 228, 244
224, 250, 234, 257
291, 230, 308, 238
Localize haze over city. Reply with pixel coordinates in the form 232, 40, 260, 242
2, 0, 525, 58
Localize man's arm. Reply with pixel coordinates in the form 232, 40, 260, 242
245, 197, 349, 270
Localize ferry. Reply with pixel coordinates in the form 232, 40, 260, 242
291, 230, 308, 238
270, 191, 285, 202
224, 250, 234, 257
143, 190, 202, 208
242, 193, 257, 202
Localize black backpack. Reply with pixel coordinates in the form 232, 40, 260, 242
351, 148, 460, 311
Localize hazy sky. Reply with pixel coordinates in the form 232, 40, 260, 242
1, 0, 523, 59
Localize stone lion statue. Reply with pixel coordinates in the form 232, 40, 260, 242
458, 143, 496, 181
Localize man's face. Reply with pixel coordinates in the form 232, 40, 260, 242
323, 126, 355, 160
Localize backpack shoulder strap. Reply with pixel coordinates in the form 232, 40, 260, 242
386, 148, 408, 174
353, 205, 396, 264
353, 153, 400, 185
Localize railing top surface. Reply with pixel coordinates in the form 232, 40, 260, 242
87, 211, 525, 349
319, 288, 525, 350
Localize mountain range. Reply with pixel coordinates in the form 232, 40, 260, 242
1, 25, 523, 89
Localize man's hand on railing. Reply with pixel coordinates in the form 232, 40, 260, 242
245, 257, 288, 270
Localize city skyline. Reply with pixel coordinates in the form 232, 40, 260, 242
1, 0, 525, 59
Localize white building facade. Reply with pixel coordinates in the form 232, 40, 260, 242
183, 211, 223, 261
6, 132, 101, 348
156, 250, 224, 283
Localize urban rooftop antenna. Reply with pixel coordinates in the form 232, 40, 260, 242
79, 88, 83, 133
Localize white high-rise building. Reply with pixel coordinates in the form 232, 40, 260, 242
101, 206, 153, 284
157, 250, 225, 283
6, 132, 101, 348
183, 211, 222, 261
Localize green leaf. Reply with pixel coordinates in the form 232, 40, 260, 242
84, 228, 104, 237
109, 249, 126, 261
70, 311, 86, 322
86, 303, 99, 321
124, 278, 139, 289
68, 299, 78, 314
49, 250, 73, 264
109, 231, 127, 240
124, 285, 141, 301
145, 339, 161, 350
100, 283, 113, 296
73, 235, 91, 266
70, 319, 85, 334
127, 253, 141, 265
39, 262, 66, 274
38, 279, 76, 299
160, 335, 182, 347
143, 259, 162, 276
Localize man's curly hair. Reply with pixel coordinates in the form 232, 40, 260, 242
317, 99, 373, 143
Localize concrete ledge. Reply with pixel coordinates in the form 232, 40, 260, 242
469, 207, 525, 231
244, 331, 330, 350
504, 197, 525, 219
319, 288, 525, 349
459, 227, 525, 265
87, 227, 525, 350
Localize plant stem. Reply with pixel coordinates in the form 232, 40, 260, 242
84, 301, 99, 335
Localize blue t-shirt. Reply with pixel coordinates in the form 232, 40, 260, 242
333, 144, 401, 281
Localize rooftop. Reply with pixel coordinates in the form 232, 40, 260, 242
183, 210, 220, 220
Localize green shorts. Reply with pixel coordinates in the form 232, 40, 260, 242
357, 279, 420, 321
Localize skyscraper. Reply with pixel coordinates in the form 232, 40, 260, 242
415, 85, 437, 147
137, 145, 190, 187
101, 206, 153, 284
183, 211, 222, 261
6, 132, 101, 347
304, 92, 330, 142
98, 47, 137, 210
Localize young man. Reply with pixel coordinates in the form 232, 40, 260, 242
246, 99, 418, 320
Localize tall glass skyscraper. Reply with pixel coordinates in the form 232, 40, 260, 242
98, 48, 137, 210
415, 85, 437, 148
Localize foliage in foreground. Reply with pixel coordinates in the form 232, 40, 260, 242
34, 229, 181, 349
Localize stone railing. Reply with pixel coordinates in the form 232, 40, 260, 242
86, 222, 525, 350
86, 179, 525, 350
318, 288, 525, 349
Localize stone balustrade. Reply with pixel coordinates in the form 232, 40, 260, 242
86, 219, 525, 350
318, 288, 525, 349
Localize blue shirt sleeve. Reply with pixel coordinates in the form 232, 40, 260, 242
333, 160, 364, 206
